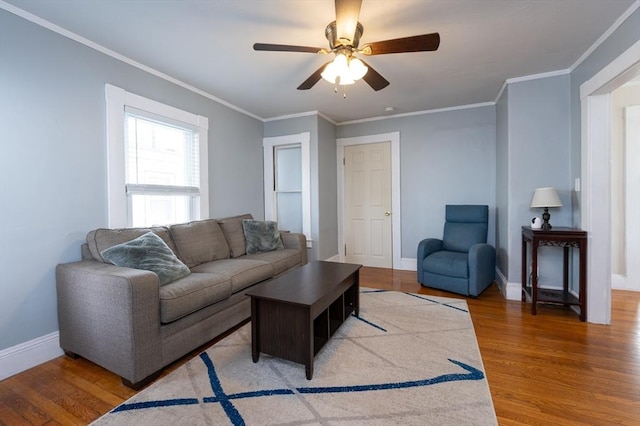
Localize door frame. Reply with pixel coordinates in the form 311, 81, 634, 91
337, 132, 401, 269
263, 133, 312, 243
580, 40, 639, 324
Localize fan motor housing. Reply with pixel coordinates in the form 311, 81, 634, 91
325, 21, 364, 49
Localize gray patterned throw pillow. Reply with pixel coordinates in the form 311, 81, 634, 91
242, 220, 285, 254
101, 232, 191, 285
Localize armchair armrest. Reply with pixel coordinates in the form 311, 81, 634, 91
468, 243, 496, 297
417, 238, 443, 284
281, 232, 308, 265
56, 260, 163, 385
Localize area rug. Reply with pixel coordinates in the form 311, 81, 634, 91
92, 289, 497, 425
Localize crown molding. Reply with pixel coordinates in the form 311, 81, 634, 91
0, 1, 263, 121
570, 0, 640, 72
337, 102, 496, 125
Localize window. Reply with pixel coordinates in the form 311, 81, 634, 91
106, 84, 208, 228
263, 133, 311, 243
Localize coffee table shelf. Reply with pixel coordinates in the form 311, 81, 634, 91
246, 261, 361, 379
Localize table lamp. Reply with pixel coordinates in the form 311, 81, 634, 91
530, 187, 562, 230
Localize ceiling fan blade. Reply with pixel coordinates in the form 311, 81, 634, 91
335, 0, 362, 44
297, 61, 332, 90
253, 43, 323, 54
359, 59, 390, 91
362, 33, 440, 55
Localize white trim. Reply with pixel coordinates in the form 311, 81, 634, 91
337, 132, 401, 269
580, 41, 640, 98
264, 110, 339, 126
262, 133, 312, 241
339, 102, 495, 125
570, 1, 640, 73
0, 1, 261, 121
0, 332, 63, 381
505, 69, 570, 85
105, 84, 209, 228
494, 81, 508, 104
263, 111, 321, 122
399, 257, 417, 272
580, 42, 639, 324
494, 267, 521, 300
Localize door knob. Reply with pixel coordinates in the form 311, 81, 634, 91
384, 211, 392, 216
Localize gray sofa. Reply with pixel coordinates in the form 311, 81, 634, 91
56, 214, 307, 389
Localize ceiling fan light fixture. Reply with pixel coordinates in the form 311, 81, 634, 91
321, 53, 367, 86
349, 57, 368, 80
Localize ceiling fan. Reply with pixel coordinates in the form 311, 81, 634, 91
253, 0, 440, 92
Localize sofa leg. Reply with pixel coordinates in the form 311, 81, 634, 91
64, 350, 79, 359
121, 370, 162, 390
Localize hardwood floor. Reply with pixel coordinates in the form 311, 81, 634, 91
1, 267, 638, 425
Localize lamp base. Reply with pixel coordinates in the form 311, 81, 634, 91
541, 207, 552, 230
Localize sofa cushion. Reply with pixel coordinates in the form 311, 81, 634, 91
423, 251, 469, 279
217, 214, 253, 258
242, 220, 284, 254
87, 226, 176, 263
170, 219, 230, 268
100, 232, 191, 286
191, 258, 274, 293
244, 249, 301, 276
159, 272, 232, 323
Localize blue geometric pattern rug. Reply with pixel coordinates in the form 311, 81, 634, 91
92, 289, 497, 425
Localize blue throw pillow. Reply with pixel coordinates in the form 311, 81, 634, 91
242, 220, 285, 254
101, 232, 191, 285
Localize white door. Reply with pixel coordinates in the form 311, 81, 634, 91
344, 142, 392, 268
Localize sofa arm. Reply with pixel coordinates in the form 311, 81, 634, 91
56, 260, 163, 385
417, 238, 443, 284
281, 232, 308, 265
468, 243, 496, 297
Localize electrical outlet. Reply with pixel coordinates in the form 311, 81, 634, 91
575, 177, 581, 192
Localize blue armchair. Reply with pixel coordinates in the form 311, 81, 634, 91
417, 205, 496, 297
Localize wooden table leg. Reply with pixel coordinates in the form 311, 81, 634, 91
251, 298, 260, 363
304, 311, 313, 380
531, 239, 538, 316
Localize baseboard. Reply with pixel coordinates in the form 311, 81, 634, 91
398, 258, 417, 271
0, 331, 63, 381
324, 254, 341, 262
323, 255, 417, 272
495, 267, 521, 300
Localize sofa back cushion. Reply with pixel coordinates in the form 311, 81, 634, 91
170, 219, 230, 267
87, 226, 176, 263
217, 213, 253, 258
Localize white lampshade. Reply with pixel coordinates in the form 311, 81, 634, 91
349, 57, 368, 80
530, 187, 563, 208
321, 54, 368, 86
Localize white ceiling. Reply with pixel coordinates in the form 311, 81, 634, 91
3, 0, 637, 122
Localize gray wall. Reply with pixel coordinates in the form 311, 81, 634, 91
495, 86, 509, 278
317, 116, 339, 260
570, 7, 640, 226
337, 106, 497, 258
506, 75, 572, 286
0, 10, 264, 350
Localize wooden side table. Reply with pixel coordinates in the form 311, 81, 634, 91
521, 226, 588, 321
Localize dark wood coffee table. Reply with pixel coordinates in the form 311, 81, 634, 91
245, 261, 361, 379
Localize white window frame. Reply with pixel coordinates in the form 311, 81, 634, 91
105, 84, 209, 228
263, 133, 311, 243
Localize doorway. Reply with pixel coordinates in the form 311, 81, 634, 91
611, 84, 640, 292
337, 132, 402, 269
580, 41, 639, 324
